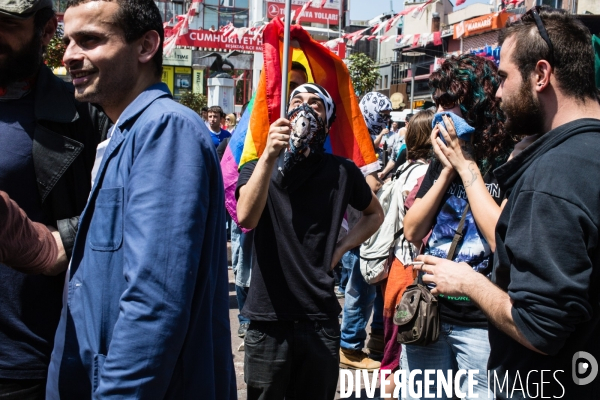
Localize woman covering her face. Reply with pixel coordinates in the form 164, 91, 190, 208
401, 54, 517, 400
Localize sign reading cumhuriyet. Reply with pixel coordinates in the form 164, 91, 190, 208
165, 28, 263, 52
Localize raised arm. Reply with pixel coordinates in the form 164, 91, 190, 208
435, 115, 503, 250
237, 118, 291, 229
403, 153, 456, 245
373, 128, 389, 147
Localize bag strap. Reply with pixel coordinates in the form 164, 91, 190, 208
445, 164, 492, 260
447, 203, 470, 261
394, 161, 425, 242
393, 160, 426, 181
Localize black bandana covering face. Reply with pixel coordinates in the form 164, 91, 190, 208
282, 83, 336, 174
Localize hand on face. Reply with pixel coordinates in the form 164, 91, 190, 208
264, 118, 291, 161
432, 115, 475, 175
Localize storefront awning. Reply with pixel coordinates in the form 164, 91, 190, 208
453, 12, 510, 39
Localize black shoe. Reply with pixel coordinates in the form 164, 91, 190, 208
238, 323, 249, 338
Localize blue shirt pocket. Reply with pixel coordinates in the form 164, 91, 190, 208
89, 187, 123, 251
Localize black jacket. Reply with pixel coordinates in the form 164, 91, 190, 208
489, 118, 600, 399
32, 65, 108, 256
0, 65, 107, 380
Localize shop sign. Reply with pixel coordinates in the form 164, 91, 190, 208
163, 48, 192, 67
192, 69, 204, 94
413, 99, 425, 108
453, 12, 510, 39
167, 29, 263, 52
266, 2, 340, 24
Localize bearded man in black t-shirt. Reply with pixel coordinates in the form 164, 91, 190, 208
236, 83, 383, 400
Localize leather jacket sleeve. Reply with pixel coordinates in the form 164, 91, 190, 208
57, 216, 79, 259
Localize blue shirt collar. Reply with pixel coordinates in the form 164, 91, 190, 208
116, 82, 171, 130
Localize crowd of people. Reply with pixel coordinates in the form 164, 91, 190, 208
1, 0, 600, 399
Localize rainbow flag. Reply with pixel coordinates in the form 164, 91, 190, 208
221, 18, 378, 227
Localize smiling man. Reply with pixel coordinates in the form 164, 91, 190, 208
0, 0, 103, 397
411, 6, 600, 399
46, 0, 235, 398
236, 83, 383, 399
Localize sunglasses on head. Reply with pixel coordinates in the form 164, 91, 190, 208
523, 6, 554, 65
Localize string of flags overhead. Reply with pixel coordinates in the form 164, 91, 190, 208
163, 0, 472, 56
163, 0, 334, 55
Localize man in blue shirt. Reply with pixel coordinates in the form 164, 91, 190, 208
207, 105, 231, 146
46, 0, 236, 398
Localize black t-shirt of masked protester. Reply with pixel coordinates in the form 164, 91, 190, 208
283, 83, 336, 175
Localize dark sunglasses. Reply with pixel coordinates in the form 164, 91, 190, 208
380, 113, 392, 122
524, 6, 554, 65
432, 92, 458, 109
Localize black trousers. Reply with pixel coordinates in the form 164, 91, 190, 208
0, 379, 45, 400
244, 319, 340, 400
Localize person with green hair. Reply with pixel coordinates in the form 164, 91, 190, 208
402, 53, 516, 399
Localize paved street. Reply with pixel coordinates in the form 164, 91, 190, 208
226, 244, 385, 399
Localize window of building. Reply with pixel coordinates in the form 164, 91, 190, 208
153, 1, 249, 29
537, 0, 563, 8
154, 1, 184, 24
384, 75, 388, 89
204, 3, 249, 28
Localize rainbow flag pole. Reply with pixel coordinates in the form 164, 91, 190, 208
220, 16, 379, 231
277, 0, 293, 175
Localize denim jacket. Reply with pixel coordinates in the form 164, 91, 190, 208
54, 83, 236, 399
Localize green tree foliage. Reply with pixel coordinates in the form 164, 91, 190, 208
347, 53, 380, 98
179, 92, 208, 116
45, 24, 66, 70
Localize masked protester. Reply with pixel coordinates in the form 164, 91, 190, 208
236, 83, 384, 400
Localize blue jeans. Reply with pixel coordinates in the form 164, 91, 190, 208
372, 284, 384, 331
340, 247, 376, 350
231, 221, 253, 288
231, 221, 253, 324
335, 263, 349, 294
400, 322, 493, 400
244, 319, 340, 400
235, 284, 250, 325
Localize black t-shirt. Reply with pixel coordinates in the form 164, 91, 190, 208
488, 120, 600, 399
0, 92, 64, 379
236, 153, 373, 321
416, 159, 504, 327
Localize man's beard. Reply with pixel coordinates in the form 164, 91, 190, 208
502, 79, 545, 137
0, 33, 43, 87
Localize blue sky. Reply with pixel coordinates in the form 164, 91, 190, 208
348, 0, 491, 22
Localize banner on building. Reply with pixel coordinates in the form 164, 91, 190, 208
165, 28, 263, 52
453, 12, 510, 39
266, 2, 340, 24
